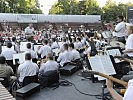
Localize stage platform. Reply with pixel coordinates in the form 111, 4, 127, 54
26, 70, 108, 100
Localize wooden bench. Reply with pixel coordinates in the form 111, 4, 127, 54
16, 83, 40, 100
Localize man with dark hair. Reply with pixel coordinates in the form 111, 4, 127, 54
17, 53, 39, 83
1, 42, 16, 73
25, 43, 38, 63
69, 43, 80, 61
110, 15, 126, 43
38, 39, 52, 58
39, 53, 59, 74
0, 56, 14, 84
51, 38, 59, 49
57, 44, 72, 67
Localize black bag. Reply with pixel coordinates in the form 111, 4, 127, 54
38, 70, 59, 87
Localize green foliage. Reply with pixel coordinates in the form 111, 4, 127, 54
0, 0, 42, 14
49, 0, 133, 22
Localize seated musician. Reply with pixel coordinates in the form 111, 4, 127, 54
51, 38, 59, 49
57, 44, 72, 67
69, 43, 80, 62
106, 63, 133, 100
121, 23, 133, 82
25, 43, 38, 63
39, 53, 59, 74
17, 53, 39, 85
0, 56, 16, 85
38, 39, 52, 59
1, 42, 16, 73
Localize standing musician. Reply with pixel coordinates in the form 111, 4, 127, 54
110, 15, 126, 44
106, 23, 133, 100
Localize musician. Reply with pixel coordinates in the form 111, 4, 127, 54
106, 71, 133, 100
57, 44, 72, 67
25, 43, 38, 63
123, 23, 133, 57
122, 23, 133, 82
24, 24, 34, 34
38, 39, 52, 59
17, 53, 39, 84
0, 56, 15, 85
51, 38, 59, 49
1, 42, 16, 73
39, 53, 59, 74
110, 15, 126, 44
69, 43, 80, 61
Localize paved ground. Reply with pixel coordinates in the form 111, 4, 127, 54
26, 70, 110, 100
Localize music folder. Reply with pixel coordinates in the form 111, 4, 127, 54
89, 55, 116, 80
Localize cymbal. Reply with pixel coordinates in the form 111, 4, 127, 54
110, 40, 125, 48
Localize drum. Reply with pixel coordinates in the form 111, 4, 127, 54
110, 40, 125, 49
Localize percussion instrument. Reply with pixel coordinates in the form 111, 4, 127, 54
0, 82, 15, 100
110, 40, 125, 49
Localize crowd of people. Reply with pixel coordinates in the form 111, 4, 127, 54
0, 15, 133, 100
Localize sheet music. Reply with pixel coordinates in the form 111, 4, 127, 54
106, 49, 121, 63
89, 55, 116, 80
13, 53, 25, 65
20, 42, 33, 52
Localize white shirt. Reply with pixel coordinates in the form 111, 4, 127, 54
70, 49, 80, 61
51, 42, 59, 49
25, 49, 38, 59
123, 79, 133, 100
57, 50, 72, 67
74, 42, 79, 49
125, 34, 133, 56
114, 22, 126, 37
84, 47, 91, 54
18, 60, 39, 82
38, 45, 52, 58
25, 27, 34, 34
1, 48, 16, 60
39, 60, 59, 73
77, 42, 83, 49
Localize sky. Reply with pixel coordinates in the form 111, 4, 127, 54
39, 0, 133, 14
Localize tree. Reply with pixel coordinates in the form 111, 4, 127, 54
85, 0, 102, 15
49, 0, 102, 15
0, 0, 42, 14
102, 0, 133, 21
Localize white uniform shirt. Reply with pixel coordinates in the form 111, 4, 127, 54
123, 79, 133, 100
70, 49, 80, 61
125, 34, 133, 56
25, 49, 38, 59
57, 50, 72, 67
1, 48, 16, 60
77, 42, 83, 49
38, 45, 52, 58
39, 60, 59, 73
51, 42, 59, 49
17, 60, 39, 82
24, 27, 34, 34
74, 42, 79, 49
114, 22, 126, 37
